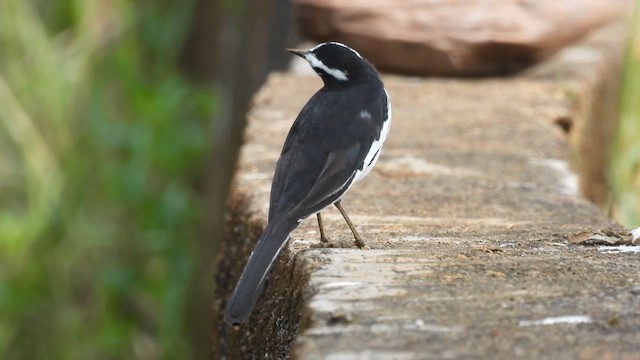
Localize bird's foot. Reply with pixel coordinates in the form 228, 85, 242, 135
354, 236, 367, 249
314, 238, 369, 249
316, 237, 343, 248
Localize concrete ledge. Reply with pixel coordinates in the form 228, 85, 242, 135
213, 22, 639, 359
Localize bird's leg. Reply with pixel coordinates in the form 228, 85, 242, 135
334, 200, 366, 248
316, 212, 329, 243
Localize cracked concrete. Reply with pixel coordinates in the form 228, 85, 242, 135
213, 22, 639, 359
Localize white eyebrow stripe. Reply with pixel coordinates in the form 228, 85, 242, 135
304, 53, 349, 81
311, 42, 363, 59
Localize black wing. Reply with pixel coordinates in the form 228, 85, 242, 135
268, 86, 386, 222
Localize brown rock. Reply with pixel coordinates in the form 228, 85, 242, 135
294, 0, 627, 76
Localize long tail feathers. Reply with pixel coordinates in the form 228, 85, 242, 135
223, 221, 297, 325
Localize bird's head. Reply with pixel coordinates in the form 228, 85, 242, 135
288, 42, 375, 86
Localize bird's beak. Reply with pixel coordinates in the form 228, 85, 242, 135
286, 48, 307, 58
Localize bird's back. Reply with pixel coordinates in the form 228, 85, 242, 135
268, 81, 388, 223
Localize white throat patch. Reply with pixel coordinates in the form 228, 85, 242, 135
304, 53, 349, 81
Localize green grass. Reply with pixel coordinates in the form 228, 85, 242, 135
611, 1, 640, 227
0, 1, 215, 358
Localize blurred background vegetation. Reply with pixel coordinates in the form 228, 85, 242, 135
0, 0, 215, 358
0, 0, 290, 357
611, 1, 640, 227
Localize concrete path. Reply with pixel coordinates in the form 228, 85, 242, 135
214, 23, 639, 359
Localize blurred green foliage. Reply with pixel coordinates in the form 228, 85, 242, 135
611, 1, 640, 227
0, 0, 215, 358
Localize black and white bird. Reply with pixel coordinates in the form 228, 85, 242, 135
224, 42, 391, 325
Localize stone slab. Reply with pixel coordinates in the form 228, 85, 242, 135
214, 22, 639, 359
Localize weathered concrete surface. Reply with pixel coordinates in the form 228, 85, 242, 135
213, 22, 639, 359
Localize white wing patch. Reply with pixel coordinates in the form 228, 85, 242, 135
352, 89, 392, 184
304, 53, 349, 81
